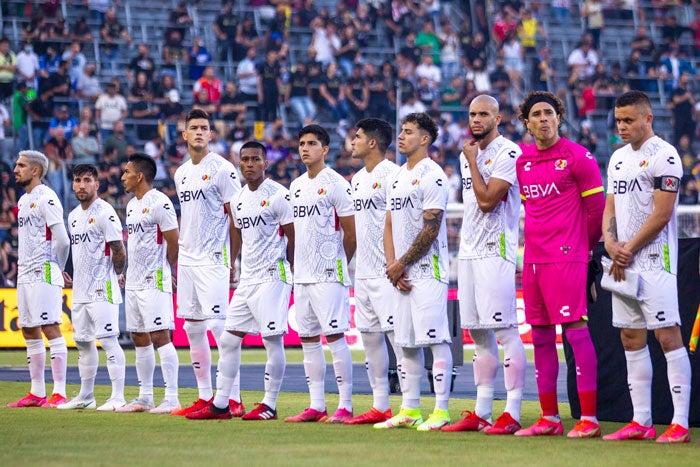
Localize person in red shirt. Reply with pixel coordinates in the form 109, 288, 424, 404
193, 66, 222, 105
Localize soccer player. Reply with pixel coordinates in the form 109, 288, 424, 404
171, 109, 243, 417
344, 118, 404, 425
284, 124, 356, 423
187, 141, 294, 421
514, 91, 604, 438
117, 153, 180, 413
8, 150, 70, 408
57, 164, 127, 411
602, 91, 691, 444
442, 95, 527, 434
374, 112, 452, 432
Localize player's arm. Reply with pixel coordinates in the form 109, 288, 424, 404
602, 193, 629, 281
162, 228, 179, 268
338, 215, 356, 263
461, 142, 516, 212
384, 210, 396, 265
108, 240, 126, 275
399, 208, 444, 267
226, 201, 241, 283
281, 222, 295, 270
383, 210, 410, 289
49, 221, 70, 271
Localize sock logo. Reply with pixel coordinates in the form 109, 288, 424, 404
671, 385, 681, 394
336, 376, 343, 384
434, 372, 444, 382
576, 365, 581, 376
504, 357, 511, 368
193, 361, 201, 369
264, 372, 270, 381
365, 362, 370, 371
305, 376, 310, 385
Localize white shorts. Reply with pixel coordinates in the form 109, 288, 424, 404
72, 302, 120, 341
394, 278, 451, 348
458, 257, 518, 329
125, 289, 175, 333
354, 277, 395, 333
177, 264, 229, 320
612, 269, 680, 330
17, 282, 62, 328
226, 281, 291, 337
294, 282, 350, 337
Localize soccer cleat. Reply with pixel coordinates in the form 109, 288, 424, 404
484, 412, 521, 435
417, 409, 451, 432
602, 421, 656, 441
344, 408, 392, 425
114, 398, 155, 413
170, 397, 213, 417
96, 398, 127, 412
441, 410, 491, 432
326, 408, 353, 424
285, 407, 328, 423
567, 420, 602, 438
7, 393, 47, 408
373, 408, 423, 429
149, 399, 181, 414
656, 424, 690, 444
229, 399, 246, 417
185, 404, 233, 420
42, 393, 68, 408
56, 396, 96, 410
242, 403, 277, 421
514, 417, 564, 437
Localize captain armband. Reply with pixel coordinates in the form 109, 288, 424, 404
653, 176, 680, 193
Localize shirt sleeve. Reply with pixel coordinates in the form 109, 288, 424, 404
216, 161, 242, 206
41, 190, 64, 228
573, 147, 604, 198
330, 177, 354, 217
100, 206, 124, 243
490, 144, 520, 185
651, 146, 683, 188
422, 165, 449, 211
274, 188, 294, 226
153, 196, 179, 232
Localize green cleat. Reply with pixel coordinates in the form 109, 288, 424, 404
373, 408, 423, 429
417, 409, 451, 432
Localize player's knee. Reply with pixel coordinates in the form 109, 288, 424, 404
41, 324, 63, 340
654, 326, 684, 353
620, 328, 646, 351
149, 330, 171, 349
219, 331, 242, 352
183, 319, 208, 335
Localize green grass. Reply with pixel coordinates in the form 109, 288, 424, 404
0, 382, 697, 466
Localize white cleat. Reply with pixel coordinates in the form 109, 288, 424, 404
114, 398, 154, 413
150, 399, 181, 414
57, 396, 96, 410
96, 398, 128, 412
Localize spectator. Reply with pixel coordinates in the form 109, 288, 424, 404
573, 77, 596, 118
1, 239, 18, 287
397, 91, 426, 121
257, 49, 282, 122
679, 179, 699, 205
213, 0, 238, 61
79, 106, 99, 139
15, 41, 40, 90
38, 44, 61, 83
441, 75, 464, 116
103, 119, 130, 161
336, 24, 360, 78
624, 49, 649, 91
488, 57, 511, 94
71, 121, 100, 166
22, 15, 49, 52
462, 30, 488, 69
234, 13, 261, 62
166, 126, 188, 167
443, 163, 461, 203
415, 54, 441, 91
49, 104, 78, 140
131, 91, 160, 141
126, 43, 156, 84
236, 47, 258, 102
660, 15, 692, 53
26, 89, 54, 147
100, 9, 132, 71
0, 38, 17, 101
691, 7, 700, 58
144, 132, 167, 179
75, 63, 101, 100
262, 117, 290, 145
191, 88, 217, 115
193, 66, 223, 106
659, 42, 695, 89
162, 28, 186, 72
677, 135, 695, 176
168, 2, 193, 40
460, 78, 481, 108
580, 0, 604, 50
567, 38, 599, 84
220, 81, 247, 123
285, 61, 317, 125
466, 58, 491, 93
187, 37, 211, 82
44, 59, 71, 102
532, 44, 553, 91
226, 114, 251, 145
352, 3, 372, 47
161, 89, 185, 142
492, 8, 518, 47
128, 71, 151, 103
415, 20, 441, 65
208, 127, 228, 157
630, 25, 655, 65
400, 32, 423, 69
47, 16, 70, 48
11, 82, 30, 153
95, 82, 128, 141
70, 16, 93, 43
309, 17, 340, 67
319, 61, 351, 127
501, 30, 524, 96
44, 125, 73, 198
345, 63, 369, 122
438, 19, 460, 81
0, 101, 8, 164
577, 120, 598, 154
265, 5, 290, 53
88, 0, 112, 28
152, 73, 178, 103
62, 41, 87, 84
667, 72, 696, 145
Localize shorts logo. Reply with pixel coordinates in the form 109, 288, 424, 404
492, 312, 502, 322
554, 159, 567, 170
426, 329, 436, 338
329, 319, 338, 329
40, 312, 48, 320
386, 316, 393, 326
104, 323, 113, 332
372, 182, 381, 190
212, 305, 221, 314
559, 305, 570, 317
266, 321, 276, 331
154, 317, 162, 326
639, 160, 648, 168
655, 311, 666, 322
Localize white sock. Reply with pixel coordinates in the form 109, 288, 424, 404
48, 336, 67, 397
496, 327, 526, 421
100, 336, 125, 401
75, 341, 98, 399
665, 347, 691, 428
430, 343, 452, 411
386, 331, 405, 393
135, 344, 155, 399
328, 337, 353, 411
185, 320, 213, 400
208, 320, 240, 402
361, 331, 390, 412
262, 335, 285, 410
26, 339, 46, 397
302, 341, 326, 412
213, 332, 242, 410
401, 347, 423, 410
625, 346, 653, 426
471, 329, 498, 420
157, 342, 179, 401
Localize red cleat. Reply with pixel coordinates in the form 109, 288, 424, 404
242, 403, 277, 421
441, 411, 491, 432
229, 399, 246, 417
185, 404, 233, 420
484, 412, 521, 435
344, 408, 392, 425
7, 393, 47, 408
171, 397, 213, 417
284, 407, 328, 423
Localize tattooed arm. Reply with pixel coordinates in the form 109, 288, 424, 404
602, 193, 631, 281
399, 208, 444, 266
108, 240, 126, 275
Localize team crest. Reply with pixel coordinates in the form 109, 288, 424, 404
484, 158, 493, 166
639, 160, 648, 168
30, 202, 37, 209
372, 182, 381, 190
554, 159, 567, 170
411, 179, 419, 186
88, 217, 96, 224
318, 188, 327, 195
142, 208, 149, 214
202, 174, 210, 181
260, 199, 269, 207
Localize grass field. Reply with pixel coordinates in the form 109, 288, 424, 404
0, 381, 698, 465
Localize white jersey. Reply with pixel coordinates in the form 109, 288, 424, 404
68, 199, 123, 304
607, 135, 682, 274
386, 157, 449, 283
125, 189, 179, 291
290, 167, 354, 285
16, 184, 65, 286
232, 178, 293, 284
174, 152, 241, 266
352, 159, 399, 279
459, 135, 521, 262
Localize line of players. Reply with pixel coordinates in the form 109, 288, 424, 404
8, 92, 691, 442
